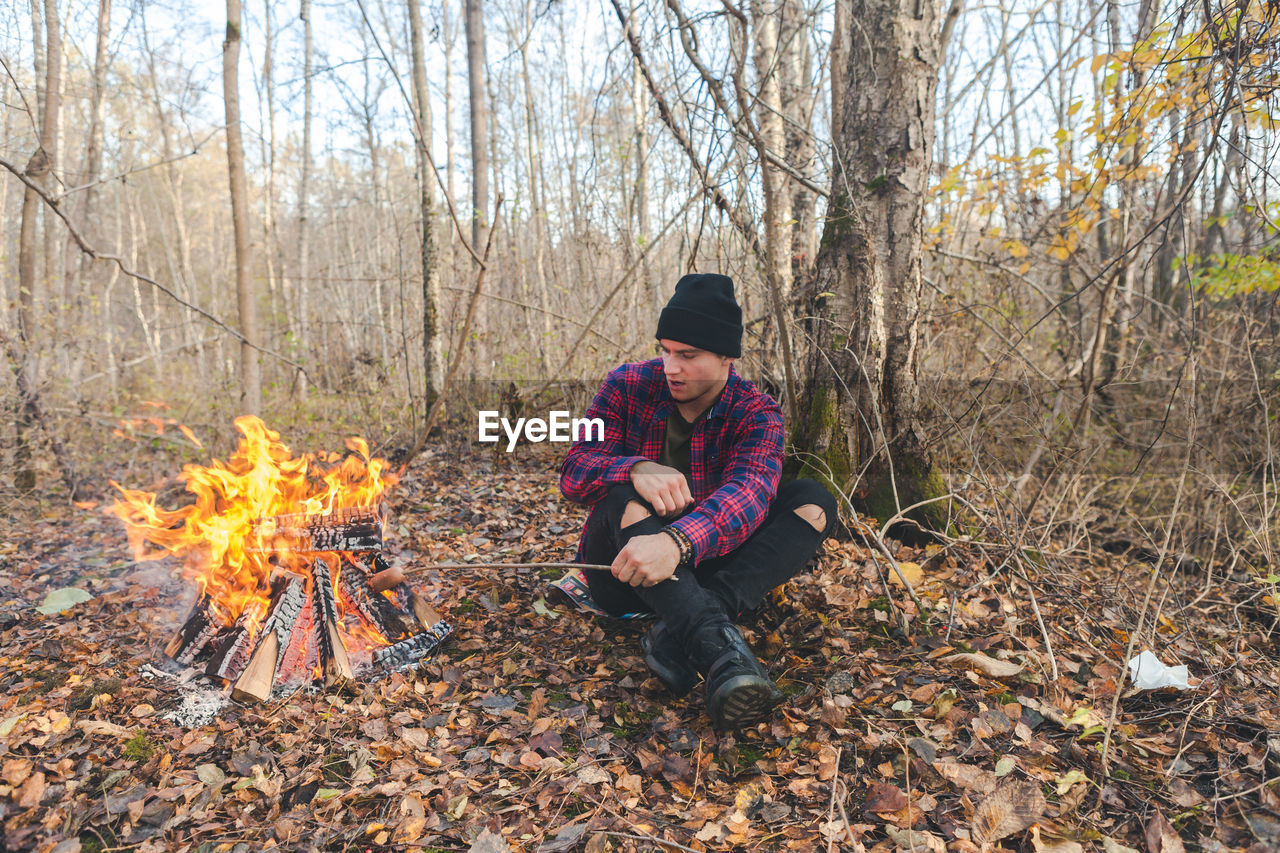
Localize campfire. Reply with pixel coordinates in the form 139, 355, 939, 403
111, 416, 451, 702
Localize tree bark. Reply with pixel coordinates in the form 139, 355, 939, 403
75, 0, 111, 311
14, 0, 62, 492
224, 0, 261, 414
297, 0, 313, 398
795, 0, 947, 534
42, 0, 63, 312
779, 0, 816, 273
464, 0, 489, 375
407, 0, 443, 410
518, 0, 550, 372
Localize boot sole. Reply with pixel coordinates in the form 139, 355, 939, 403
710, 675, 781, 728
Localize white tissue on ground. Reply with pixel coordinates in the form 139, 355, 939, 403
1127, 650, 1191, 691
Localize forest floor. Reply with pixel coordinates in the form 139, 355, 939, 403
1, 440, 1278, 853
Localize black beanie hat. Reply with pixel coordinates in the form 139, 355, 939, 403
655, 273, 743, 357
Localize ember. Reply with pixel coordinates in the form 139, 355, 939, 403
111, 416, 450, 702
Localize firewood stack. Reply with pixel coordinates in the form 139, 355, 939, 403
163, 506, 451, 702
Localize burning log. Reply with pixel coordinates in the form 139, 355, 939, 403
231, 575, 307, 703
373, 618, 453, 670
338, 555, 411, 640
165, 594, 222, 665
204, 597, 269, 682
310, 557, 354, 686
251, 505, 385, 554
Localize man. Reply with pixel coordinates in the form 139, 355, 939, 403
560, 273, 837, 728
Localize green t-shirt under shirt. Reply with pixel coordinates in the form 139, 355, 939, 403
659, 409, 697, 486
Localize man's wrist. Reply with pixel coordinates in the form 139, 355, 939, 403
661, 525, 695, 569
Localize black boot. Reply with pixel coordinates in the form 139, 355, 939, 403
640, 620, 698, 696
686, 619, 781, 728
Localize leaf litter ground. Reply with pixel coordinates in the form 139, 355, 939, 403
1, 443, 1277, 853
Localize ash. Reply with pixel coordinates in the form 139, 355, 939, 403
165, 685, 229, 728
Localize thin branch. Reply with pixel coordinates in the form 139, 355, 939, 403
55, 128, 221, 199
0, 155, 305, 373
610, 0, 767, 270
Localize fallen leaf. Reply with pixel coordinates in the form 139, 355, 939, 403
971, 781, 1046, 845
17, 772, 47, 809
945, 652, 1024, 679
0, 715, 25, 738
37, 587, 94, 615
2, 758, 33, 787
817, 745, 839, 781
1032, 825, 1084, 853
468, 827, 511, 853
889, 561, 923, 587
77, 720, 133, 739
885, 824, 946, 852
575, 764, 610, 785
536, 823, 586, 853
196, 765, 225, 787
864, 782, 909, 814
934, 760, 998, 795
1143, 809, 1186, 853
1055, 768, 1089, 795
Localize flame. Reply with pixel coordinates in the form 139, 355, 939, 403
110, 416, 396, 627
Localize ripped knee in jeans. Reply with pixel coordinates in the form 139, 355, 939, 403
793, 503, 826, 533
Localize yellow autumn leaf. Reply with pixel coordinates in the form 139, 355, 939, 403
1005, 240, 1030, 259
1090, 54, 1109, 73
888, 561, 923, 587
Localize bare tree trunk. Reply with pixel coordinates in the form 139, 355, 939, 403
443, 0, 457, 239
297, 0, 313, 398
795, 0, 945, 534
14, 0, 62, 492
408, 0, 443, 411
42, 0, 63, 314
224, 0, 261, 413
464, 0, 489, 375
830, 0, 849, 129
779, 0, 816, 274
630, 16, 654, 317
74, 0, 111, 317
261, 0, 283, 356
518, 0, 549, 372
750, 0, 792, 305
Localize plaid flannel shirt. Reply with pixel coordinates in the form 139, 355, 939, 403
560, 358, 784, 564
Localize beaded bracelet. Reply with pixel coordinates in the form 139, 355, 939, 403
661, 525, 695, 570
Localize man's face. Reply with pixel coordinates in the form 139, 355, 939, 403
658, 339, 732, 412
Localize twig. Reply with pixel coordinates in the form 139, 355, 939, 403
826, 746, 843, 853
401, 561, 680, 583
1013, 557, 1061, 682
404, 561, 608, 574
601, 832, 701, 853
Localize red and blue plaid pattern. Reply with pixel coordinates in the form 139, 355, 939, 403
560, 358, 784, 564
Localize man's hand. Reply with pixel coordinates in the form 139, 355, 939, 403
630, 461, 693, 517
611, 532, 681, 587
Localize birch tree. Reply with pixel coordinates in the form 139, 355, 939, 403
224, 0, 261, 413
795, 0, 948, 533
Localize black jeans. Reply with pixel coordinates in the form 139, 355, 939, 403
581, 479, 837, 644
